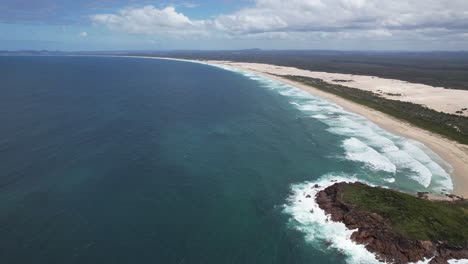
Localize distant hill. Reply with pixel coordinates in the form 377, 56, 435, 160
132, 50, 468, 90
3, 49, 468, 90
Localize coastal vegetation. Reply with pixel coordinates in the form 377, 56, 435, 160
316, 182, 468, 263
283, 75, 468, 144
342, 183, 468, 247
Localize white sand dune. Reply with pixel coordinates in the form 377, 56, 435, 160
209, 61, 468, 117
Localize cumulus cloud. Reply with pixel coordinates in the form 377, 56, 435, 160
89, 1, 468, 42
90, 5, 208, 37
213, 0, 468, 34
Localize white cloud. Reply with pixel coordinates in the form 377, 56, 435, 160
89, 1, 468, 43
212, 0, 468, 35
90, 5, 208, 37
79, 31, 88, 37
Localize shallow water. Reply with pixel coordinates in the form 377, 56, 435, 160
0, 56, 453, 263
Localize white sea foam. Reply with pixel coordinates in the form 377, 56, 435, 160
448, 259, 468, 264
283, 175, 382, 264
384, 178, 396, 183
222, 67, 453, 191
257, 74, 451, 190
234, 68, 452, 190
311, 114, 328, 120
401, 140, 453, 191
321, 115, 436, 187
343, 138, 397, 173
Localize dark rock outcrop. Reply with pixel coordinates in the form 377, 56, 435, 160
315, 182, 468, 264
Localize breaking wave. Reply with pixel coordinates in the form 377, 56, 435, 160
220, 66, 453, 193
283, 174, 382, 264
343, 137, 397, 173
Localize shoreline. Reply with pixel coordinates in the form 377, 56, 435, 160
198, 59, 468, 198
262, 71, 468, 198
102, 55, 468, 197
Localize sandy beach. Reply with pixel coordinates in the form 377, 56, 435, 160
124, 56, 468, 197
269, 72, 468, 198
207, 61, 468, 117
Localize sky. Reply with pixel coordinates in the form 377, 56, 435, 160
1, 0, 468, 51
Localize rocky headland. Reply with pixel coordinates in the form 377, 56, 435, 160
315, 182, 468, 264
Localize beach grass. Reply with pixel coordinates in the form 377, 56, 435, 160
341, 184, 468, 247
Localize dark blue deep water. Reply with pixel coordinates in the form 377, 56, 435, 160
0, 56, 451, 264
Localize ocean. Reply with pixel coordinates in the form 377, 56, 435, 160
0, 56, 453, 263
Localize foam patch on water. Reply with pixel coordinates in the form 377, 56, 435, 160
384, 178, 396, 183
311, 114, 328, 120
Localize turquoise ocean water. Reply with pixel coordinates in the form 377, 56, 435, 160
0, 56, 453, 263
